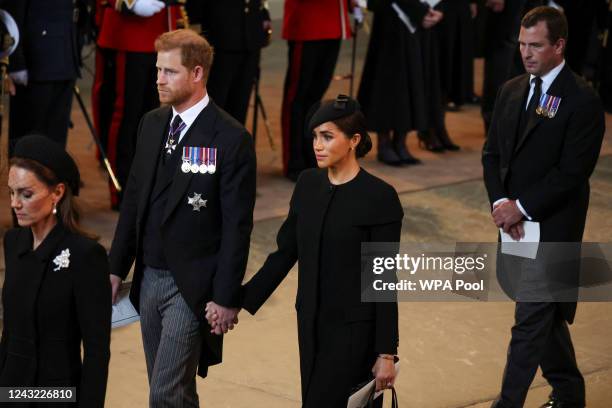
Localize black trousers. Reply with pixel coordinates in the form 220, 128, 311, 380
495, 302, 584, 408
281, 39, 341, 177
92, 48, 159, 209
207, 50, 260, 125
8, 79, 75, 155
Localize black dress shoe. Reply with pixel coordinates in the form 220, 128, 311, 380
417, 130, 445, 153
540, 397, 584, 408
377, 148, 403, 166
436, 128, 460, 151
393, 140, 422, 165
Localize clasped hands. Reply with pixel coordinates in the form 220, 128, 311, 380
205, 301, 240, 335
492, 199, 525, 241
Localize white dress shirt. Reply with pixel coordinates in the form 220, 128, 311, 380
170, 93, 210, 144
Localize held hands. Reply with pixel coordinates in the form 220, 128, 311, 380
372, 355, 396, 392
492, 200, 525, 241
205, 301, 240, 336
132, 0, 165, 17
422, 9, 443, 29
110, 274, 123, 305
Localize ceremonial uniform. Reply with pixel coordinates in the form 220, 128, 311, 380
92, 0, 184, 209
0, 224, 111, 408
188, 0, 270, 124
5, 0, 83, 152
109, 97, 256, 405
483, 63, 605, 407
242, 168, 401, 407
281, 0, 352, 180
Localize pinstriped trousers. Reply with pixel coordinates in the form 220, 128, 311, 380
140, 266, 202, 408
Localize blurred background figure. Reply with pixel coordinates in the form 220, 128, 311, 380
358, 0, 457, 167
3, 0, 90, 154
188, 0, 271, 125
480, 0, 548, 133
280, 0, 353, 181
92, 0, 186, 210
435, 0, 478, 111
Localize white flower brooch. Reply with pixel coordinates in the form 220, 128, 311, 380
53, 249, 71, 271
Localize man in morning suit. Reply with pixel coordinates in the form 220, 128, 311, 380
482, 7, 605, 408
108, 29, 256, 407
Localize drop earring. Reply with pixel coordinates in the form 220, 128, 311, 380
52, 202, 57, 215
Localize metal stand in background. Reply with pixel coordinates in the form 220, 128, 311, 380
73, 85, 122, 193
333, 17, 361, 97
251, 66, 275, 150
349, 17, 359, 97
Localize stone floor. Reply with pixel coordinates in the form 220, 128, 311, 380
1, 16, 611, 408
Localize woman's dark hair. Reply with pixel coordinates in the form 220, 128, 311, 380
10, 157, 96, 240
332, 111, 373, 158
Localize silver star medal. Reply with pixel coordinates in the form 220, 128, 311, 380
165, 138, 177, 154
187, 192, 207, 212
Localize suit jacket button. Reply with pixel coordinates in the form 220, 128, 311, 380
42, 29, 47, 36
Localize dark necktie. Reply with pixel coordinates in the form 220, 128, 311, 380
164, 115, 186, 157
518, 76, 542, 137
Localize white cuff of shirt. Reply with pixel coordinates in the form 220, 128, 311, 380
515, 199, 532, 220
492, 197, 508, 210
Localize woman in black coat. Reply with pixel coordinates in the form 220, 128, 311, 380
0, 135, 111, 407
210, 96, 402, 407
358, 0, 459, 166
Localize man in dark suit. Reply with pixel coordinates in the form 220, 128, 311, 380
482, 6, 605, 408
188, 0, 271, 125
4, 0, 85, 153
108, 29, 256, 406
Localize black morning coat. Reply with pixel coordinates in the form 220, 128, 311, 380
108, 101, 256, 377
242, 168, 402, 405
0, 224, 111, 407
482, 65, 605, 321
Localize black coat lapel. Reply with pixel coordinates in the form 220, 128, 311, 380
162, 102, 219, 225
505, 76, 530, 156
138, 107, 172, 218
514, 65, 571, 154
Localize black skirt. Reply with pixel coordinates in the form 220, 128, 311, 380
358, 6, 443, 132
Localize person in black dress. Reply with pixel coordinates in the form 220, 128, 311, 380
208, 95, 402, 407
1, 135, 111, 407
358, 0, 459, 167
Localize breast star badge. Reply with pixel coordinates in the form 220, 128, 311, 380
187, 192, 207, 212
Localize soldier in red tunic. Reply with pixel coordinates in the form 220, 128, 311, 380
281, 0, 354, 181
92, 0, 186, 209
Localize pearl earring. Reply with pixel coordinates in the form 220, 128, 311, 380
52, 203, 57, 215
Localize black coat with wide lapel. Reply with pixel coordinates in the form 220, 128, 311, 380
241, 168, 403, 402
483, 65, 605, 322
110, 99, 256, 378
1, 225, 111, 407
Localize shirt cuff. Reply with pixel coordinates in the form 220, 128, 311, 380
492, 197, 508, 210
516, 199, 532, 220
